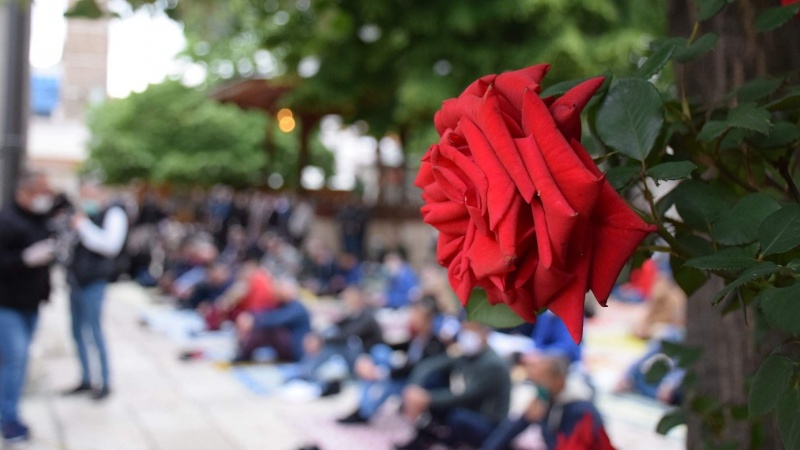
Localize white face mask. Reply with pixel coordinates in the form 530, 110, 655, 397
457, 330, 484, 357
29, 195, 54, 214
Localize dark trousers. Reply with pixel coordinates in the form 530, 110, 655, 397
481, 417, 531, 450
430, 408, 496, 448
240, 327, 297, 362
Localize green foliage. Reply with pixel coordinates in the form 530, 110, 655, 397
758, 206, 800, 257
465, 289, 525, 329
646, 161, 697, 184
756, 281, 800, 335
657, 409, 687, 435
581, 2, 800, 446
596, 78, 664, 161
85, 82, 272, 186
748, 354, 795, 417
777, 388, 800, 450
87, 0, 666, 149
754, 4, 800, 32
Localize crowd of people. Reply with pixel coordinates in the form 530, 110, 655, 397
118, 186, 618, 450
0, 174, 688, 449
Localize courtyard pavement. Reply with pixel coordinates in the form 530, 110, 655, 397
5, 279, 686, 450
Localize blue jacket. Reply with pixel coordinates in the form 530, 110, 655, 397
385, 265, 419, 309
253, 300, 311, 360
530, 312, 582, 363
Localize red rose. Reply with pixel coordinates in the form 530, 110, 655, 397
415, 64, 656, 342
555, 413, 616, 450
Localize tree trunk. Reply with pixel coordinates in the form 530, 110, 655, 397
669, 0, 800, 107
668, 1, 800, 448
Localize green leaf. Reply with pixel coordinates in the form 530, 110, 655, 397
777, 388, 800, 450
711, 193, 782, 245
749, 354, 795, 417
711, 262, 780, 304
673, 180, 733, 230
756, 281, 800, 335
755, 4, 800, 33
661, 341, 703, 369
747, 122, 800, 149
685, 251, 758, 272
596, 78, 664, 161
767, 89, 800, 111
636, 41, 678, 79
606, 166, 640, 190
64, 0, 104, 18
465, 290, 525, 329
726, 104, 772, 135
540, 77, 592, 98
647, 161, 697, 184
719, 128, 747, 150
734, 77, 784, 103
644, 357, 672, 384
674, 33, 719, 63
759, 205, 800, 256
656, 409, 687, 435
698, 0, 727, 21
698, 120, 728, 142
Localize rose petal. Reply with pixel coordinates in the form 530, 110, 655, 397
471, 92, 536, 202
467, 232, 515, 279
589, 183, 657, 304
516, 136, 578, 269
460, 118, 518, 232
493, 64, 550, 115
437, 233, 464, 266
549, 77, 605, 141
546, 238, 593, 343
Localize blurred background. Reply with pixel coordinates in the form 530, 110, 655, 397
0, 1, 690, 449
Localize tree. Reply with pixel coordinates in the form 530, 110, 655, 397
85, 81, 296, 187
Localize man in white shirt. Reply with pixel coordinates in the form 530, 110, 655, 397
63, 180, 128, 401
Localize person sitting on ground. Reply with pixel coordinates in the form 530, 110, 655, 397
327, 252, 363, 294
169, 240, 218, 304
233, 277, 310, 363
395, 322, 511, 450
338, 296, 446, 424
291, 286, 383, 388
482, 355, 604, 450
381, 252, 421, 309
202, 257, 278, 331
183, 262, 234, 311
299, 239, 338, 296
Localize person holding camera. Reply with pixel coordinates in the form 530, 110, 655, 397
0, 171, 56, 442
62, 180, 128, 401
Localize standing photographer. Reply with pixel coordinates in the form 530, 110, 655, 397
0, 171, 56, 442
63, 180, 128, 401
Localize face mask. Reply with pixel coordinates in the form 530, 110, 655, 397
29, 195, 54, 214
81, 200, 101, 216
457, 330, 483, 357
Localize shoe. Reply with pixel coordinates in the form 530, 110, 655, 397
319, 380, 342, 397
62, 382, 92, 396
337, 410, 368, 424
91, 386, 111, 401
394, 433, 433, 450
1, 421, 30, 442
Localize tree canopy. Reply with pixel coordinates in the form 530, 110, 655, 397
72, 0, 666, 156
84, 81, 332, 187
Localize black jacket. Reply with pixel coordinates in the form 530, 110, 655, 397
325, 307, 384, 351
0, 202, 52, 310
388, 334, 446, 379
